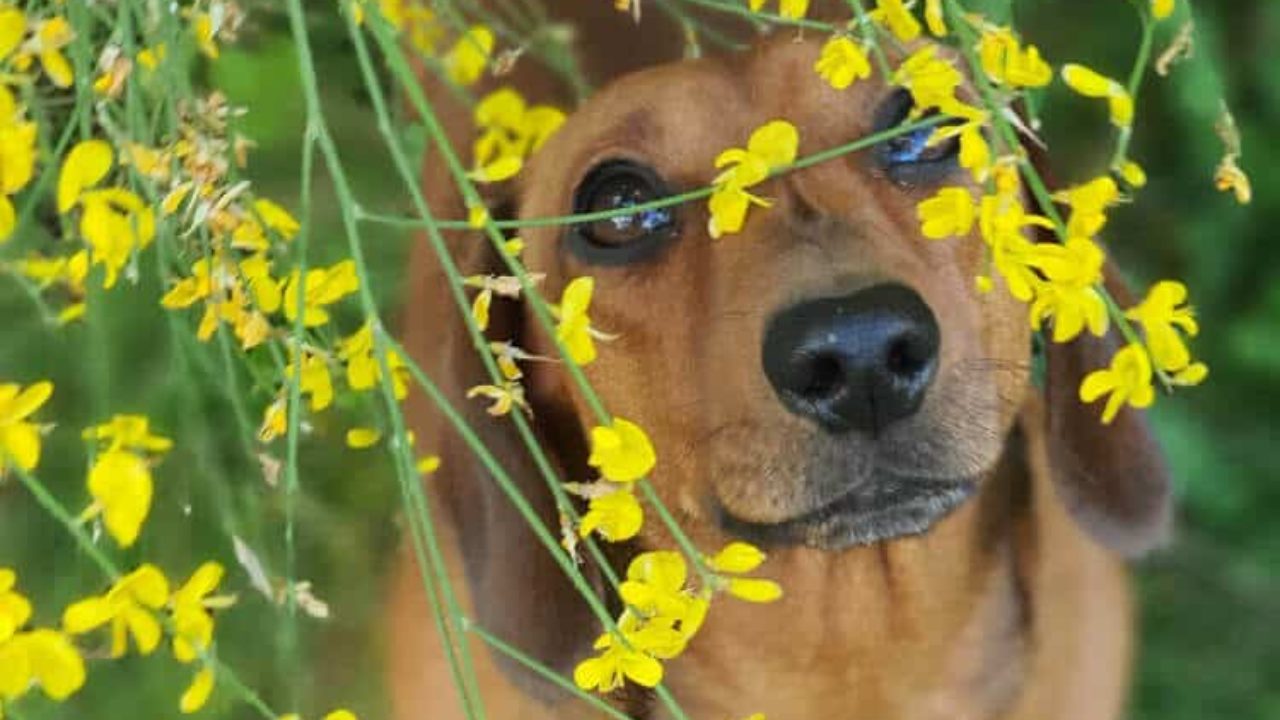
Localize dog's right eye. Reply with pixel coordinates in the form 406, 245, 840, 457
566, 160, 678, 265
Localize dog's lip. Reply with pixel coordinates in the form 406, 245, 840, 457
714, 474, 978, 551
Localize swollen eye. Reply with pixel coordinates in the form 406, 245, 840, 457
566, 160, 679, 266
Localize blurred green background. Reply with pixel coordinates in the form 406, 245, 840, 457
0, 1, 1275, 718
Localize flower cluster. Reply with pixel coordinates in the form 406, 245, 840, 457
64, 562, 235, 713
469, 88, 566, 183
574, 544, 781, 694
798, 2, 1207, 424
0, 569, 86, 716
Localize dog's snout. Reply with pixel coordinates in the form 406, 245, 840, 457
762, 283, 940, 434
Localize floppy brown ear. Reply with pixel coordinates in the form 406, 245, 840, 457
1040, 262, 1173, 557
1023, 141, 1173, 558
398, 66, 605, 699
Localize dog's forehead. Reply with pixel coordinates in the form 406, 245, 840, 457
529, 38, 887, 181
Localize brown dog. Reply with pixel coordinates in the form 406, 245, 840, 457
390, 5, 1171, 719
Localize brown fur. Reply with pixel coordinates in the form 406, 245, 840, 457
389, 5, 1170, 718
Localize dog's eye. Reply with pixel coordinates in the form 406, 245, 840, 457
871, 89, 962, 185
567, 160, 678, 265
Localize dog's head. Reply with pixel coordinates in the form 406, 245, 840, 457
405, 36, 1169, 688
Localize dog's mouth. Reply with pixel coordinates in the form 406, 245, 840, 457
715, 473, 978, 550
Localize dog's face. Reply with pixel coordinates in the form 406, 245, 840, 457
515, 39, 1031, 550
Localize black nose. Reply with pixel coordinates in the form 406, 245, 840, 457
762, 283, 940, 434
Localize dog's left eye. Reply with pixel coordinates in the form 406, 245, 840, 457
871, 89, 962, 185
567, 160, 678, 265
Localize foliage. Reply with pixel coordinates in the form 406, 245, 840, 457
0, 0, 1272, 718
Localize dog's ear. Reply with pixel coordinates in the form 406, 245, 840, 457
399, 70, 604, 699
1040, 262, 1173, 557
1023, 143, 1173, 558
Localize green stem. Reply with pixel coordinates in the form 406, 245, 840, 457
283, 2, 489, 717
279, 125, 319, 714
1110, 11, 1157, 168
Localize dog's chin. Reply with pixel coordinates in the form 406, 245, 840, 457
716, 475, 978, 551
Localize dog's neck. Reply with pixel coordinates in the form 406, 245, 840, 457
635, 426, 1037, 720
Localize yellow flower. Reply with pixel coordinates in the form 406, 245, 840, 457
917, 187, 976, 239
588, 417, 656, 483
978, 166, 1055, 301
1053, 176, 1119, 238
83, 414, 173, 453
579, 486, 644, 541
705, 541, 782, 603
892, 46, 964, 114
339, 323, 411, 399
978, 26, 1052, 88
0, 569, 32, 642
555, 276, 600, 365
725, 577, 783, 603
258, 397, 287, 443
465, 381, 529, 416
172, 562, 233, 664
57, 140, 113, 213
0, 381, 52, 476
1027, 280, 1109, 343
814, 36, 871, 90
0, 194, 12, 244
777, 0, 810, 20
619, 552, 706, 629
137, 43, 166, 70
281, 349, 334, 413
1024, 236, 1109, 342
0, 629, 87, 704
34, 17, 74, 88
63, 564, 170, 658
81, 415, 171, 547
0, 120, 37, 195
924, 0, 946, 36
471, 286, 493, 330
180, 666, 215, 714
870, 0, 921, 42
0, 8, 25, 62
1152, 0, 1175, 20
706, 542, 767, 574
707, 120, 798, 238
444, 25, 493, 86
281, 259, 359, 327
258, 198, 301, 239
86, 450, 155, 547
470, 88, 566, 183
1119, 159, 1148, 188
573, 613, 680, 693
1079, 343, 1155, 424
1061, 63, 1133, 128
193, 13, 219, 59
1125, 280, 1200, 373
80, 188, 157, 288
346, 427, 381, 449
